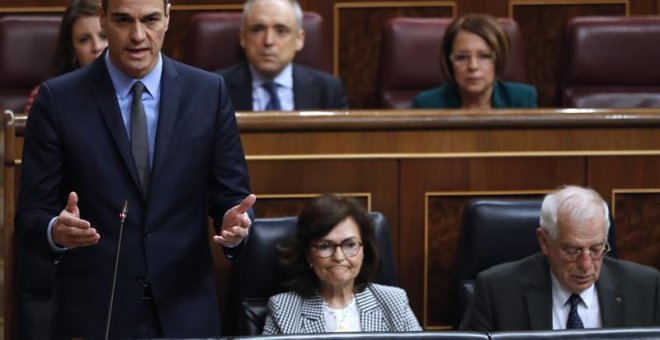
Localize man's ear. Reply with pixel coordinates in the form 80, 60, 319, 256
239, 28, 246, 48
536, 227, 549, 256
164, 3, 171, 30
295, 29, 305, 52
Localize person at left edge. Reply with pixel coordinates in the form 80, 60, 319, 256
15, 0, 255, 338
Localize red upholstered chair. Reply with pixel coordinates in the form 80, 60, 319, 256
558, 16, 660, 108
0, 16, 61, 113
378, 17, 527, 109
183, 11, 330, 73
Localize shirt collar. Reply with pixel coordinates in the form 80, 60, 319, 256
249, 63, 294, 90
105, 50, 163, 99
550, 270, 597, 308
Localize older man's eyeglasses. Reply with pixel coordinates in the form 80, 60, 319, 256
559, 242, 611, 261
312, 238, 362, 258
450, 52, 496, 67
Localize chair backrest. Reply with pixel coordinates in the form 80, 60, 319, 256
231, 212, 398, 335
0, 16, 61, 113
183, 11, 331, 73
558, 16, 660, 108
455, 198, 617, 327
378, 17, 527, 109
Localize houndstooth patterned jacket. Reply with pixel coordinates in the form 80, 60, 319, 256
262, 283, 422, 334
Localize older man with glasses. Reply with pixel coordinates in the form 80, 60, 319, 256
460, 185, 660, 332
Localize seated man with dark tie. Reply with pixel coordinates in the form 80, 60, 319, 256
217, 0, 348, 111
460, 185, 660, 332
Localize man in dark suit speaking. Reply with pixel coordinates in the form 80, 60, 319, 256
16, 0, 255, 338
218, 0, 347, 111
461, 185, 660, 331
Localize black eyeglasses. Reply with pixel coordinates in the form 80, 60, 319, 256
312, 238, 362, 258
559, 242, 611, 261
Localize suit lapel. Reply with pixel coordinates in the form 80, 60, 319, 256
227, 64, 253, 110
298, 295, 325, 333
150, 56, 179, 192
597, 259, 626, 327
293, 65, 319, 110
524, 254, 553, 330
91, 54, 142, 193
491, 80, 507, 108
356, 286, 386, 331
526, 288, 552, 330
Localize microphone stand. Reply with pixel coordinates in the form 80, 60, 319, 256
104, 200, 128, 340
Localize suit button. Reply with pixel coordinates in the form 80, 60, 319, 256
144, 231, 151, 238
136, 273, 146, 283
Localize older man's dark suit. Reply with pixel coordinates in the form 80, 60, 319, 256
218, 62, 348, 110
16, 53, 251, 339
460, 252, 660, 332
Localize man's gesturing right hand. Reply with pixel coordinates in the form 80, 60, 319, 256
52, 192, 100, 249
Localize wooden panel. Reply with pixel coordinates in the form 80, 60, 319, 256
238, 109, 660, 156
247, 159, 399, 251
589, 156, 660, 193
253, 193, 370, 217
512, 1, 628, 107
399, 157, 586, 328
335, 2, 455, 108
612, 191, 660, 270
588, 156, 660, 271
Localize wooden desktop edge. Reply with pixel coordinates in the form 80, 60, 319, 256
7, 108, 660, 133
235, 108, 660, 131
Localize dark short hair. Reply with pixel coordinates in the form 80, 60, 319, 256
101, 0, 169, 13
439, 14, 510, 83
51, 0, 101, 75
280, 193, 381, 297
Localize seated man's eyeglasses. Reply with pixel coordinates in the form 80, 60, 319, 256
312, 238, 363, 258
559, 242, 611, 261
450, 52, 496, 66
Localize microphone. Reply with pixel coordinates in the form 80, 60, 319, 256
105, 200, 128, 340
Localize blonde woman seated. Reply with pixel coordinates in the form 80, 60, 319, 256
413, 14, 536, 109
263, 194, 421, 333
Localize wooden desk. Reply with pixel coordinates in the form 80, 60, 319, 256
4, 109, 660, 336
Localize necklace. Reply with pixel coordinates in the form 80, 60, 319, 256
323, 295, 356, 332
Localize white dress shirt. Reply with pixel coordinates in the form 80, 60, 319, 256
551, 271, 603, 329
249, 63, 294, 111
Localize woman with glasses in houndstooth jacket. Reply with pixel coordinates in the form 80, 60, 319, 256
262, 193, 422, 334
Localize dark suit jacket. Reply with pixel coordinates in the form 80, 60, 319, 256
16, 52, 252, 339
218, 62, 348, 110
460, 252, 660, 332
412, 80, 537, 108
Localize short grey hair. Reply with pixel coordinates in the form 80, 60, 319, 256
242, 0, 303, 30
540, 185, 610, 241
